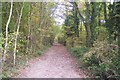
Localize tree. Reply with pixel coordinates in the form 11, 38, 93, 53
71, 2, 92, 47
3, 0, 13, 62
73, 4, 79, 37
90, 2, 98, 44
107, 3, 116, 43
13, 2, 24, 65
103, 2, 107, 27
115, 1, 120, 54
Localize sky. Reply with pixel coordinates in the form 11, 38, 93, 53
54, 2, 73, 26
54, 2, 66, 26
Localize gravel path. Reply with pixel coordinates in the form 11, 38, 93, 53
17, 44, 87, 78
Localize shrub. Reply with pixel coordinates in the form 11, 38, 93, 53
70, 46, 88, 58
83, 41, 118, 64
36, 50, 43, 55
82, 41, 119, 78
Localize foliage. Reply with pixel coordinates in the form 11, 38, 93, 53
1, 1, 120, 78
36, 45, 49, 56
83, 41, 119, 78
70, 46, 88, 58
95, 26, 108, 41
1, 2, 57, 78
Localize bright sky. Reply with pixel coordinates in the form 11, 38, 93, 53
54, 2, 66, 26
54, 2, 73, 26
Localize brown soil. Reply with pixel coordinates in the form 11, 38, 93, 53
17, 43, 88, 78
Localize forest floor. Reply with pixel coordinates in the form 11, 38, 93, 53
16, 43, 88, 78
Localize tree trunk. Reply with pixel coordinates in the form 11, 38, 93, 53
98, 3, 102, 26
73, 4, 79, 37
103, 2, 107, 27
85, 2, 92, 47
71, 2, 92, 47
3, 0, 13, 62
115, 2, 120, 54
90, 2, 98, 45
13, 2, 24, 65
0, 2, 2, 78
27, 3, 32, 54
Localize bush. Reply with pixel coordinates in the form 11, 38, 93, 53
36, 45, 49, 56
83, 55, 101, 66
83, 41, 118, 64
36, 50, 43, 55
82, 41, 119, 78
70, 46, 88, 58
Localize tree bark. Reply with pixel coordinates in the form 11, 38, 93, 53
26, 3, 32, 54
103, 2, 107, 27
115, 2, 120, 55
90, 2, 98, 44
98, 3, 102, 26
3, 0, 13, 62
13, 2, 24, 65
0, 2, 2, 78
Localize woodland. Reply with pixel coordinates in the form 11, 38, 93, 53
0, 1, 120, 79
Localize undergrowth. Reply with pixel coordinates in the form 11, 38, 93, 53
70, 41, 120, 79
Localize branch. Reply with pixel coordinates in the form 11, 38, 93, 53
57, 3, 73, 7
69, 2, 85, 22
55, 14, 66, 19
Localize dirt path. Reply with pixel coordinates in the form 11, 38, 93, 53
17, 43, 87, 78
